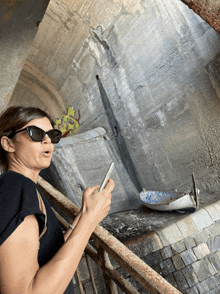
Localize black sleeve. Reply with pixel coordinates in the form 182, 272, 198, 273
0, 171, 45, 247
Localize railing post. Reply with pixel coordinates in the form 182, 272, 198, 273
76, 268, 85, 294
96, 242, 118, 294
85, 253, 98, 294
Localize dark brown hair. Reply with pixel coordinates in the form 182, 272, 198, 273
0, 106, 54, 172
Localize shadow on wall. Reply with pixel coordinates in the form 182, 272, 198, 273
96, 75, 142, 193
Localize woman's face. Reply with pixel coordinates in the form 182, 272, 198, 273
8, 117, 55, 173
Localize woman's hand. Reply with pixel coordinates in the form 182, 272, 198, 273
81, 179, 115, 225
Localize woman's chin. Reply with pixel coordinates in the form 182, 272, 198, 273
38, 160, 52, 171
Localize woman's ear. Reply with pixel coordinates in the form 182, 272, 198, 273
1, 136, 15, 153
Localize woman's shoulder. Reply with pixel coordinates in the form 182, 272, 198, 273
0, 170, 31, 181
0, 171, 38, 203
0, 170, 36, 187
0, 171, 46, 247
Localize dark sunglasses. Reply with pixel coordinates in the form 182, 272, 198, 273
8, 126, 62, 144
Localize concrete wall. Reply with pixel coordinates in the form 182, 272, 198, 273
0, 0, 49, 111
182, 0, 220, 34
41, 127, 142, 214
16, 0, 220, 195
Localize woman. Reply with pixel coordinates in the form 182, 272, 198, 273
0, 106, 114, 294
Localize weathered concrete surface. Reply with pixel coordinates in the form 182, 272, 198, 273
8, 0, 220, 206
42, 127, 142, 214
9, 61, 66, 120
0, 0, 49, 110
182, 0, 220, 33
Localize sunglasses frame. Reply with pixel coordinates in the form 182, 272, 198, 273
8, 125, 62, 144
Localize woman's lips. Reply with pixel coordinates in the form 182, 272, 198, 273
41, 150, 52, 157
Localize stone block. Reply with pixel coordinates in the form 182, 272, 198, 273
209, 223, 220, 237
126, 276, 147, 293
191, 260, 214, 282
185, 286, 199, 294
206, 259, 217, 275
193, 229, 210, 245
205, 203, 220, 222
159, 258, 175, 276
140, 232, 164, 256
192, 243, 210, 259
177, 216, 198, 238
184, 237, 196, 249
157, 223, 184, 246
182, 265, 199, 287
126, 232, 164, 257
207, 235, 220, 253
190, 209, 214, 231
173, 270, 189, 292
161, 246, 173, 259
216, 251, 220, 258
164, 273, 178, 288
204, 276, 218, 290
207, 285, 220, 294
197, 280, 209, 294
125, 240, 142, 257
172, 254, 185, 271
215, 273, 220, 285
180, 249, 197, 266
144, 251, 163, 266
207, 253, 220, 272
151, 263, 163, 276
171, 240, 186, 254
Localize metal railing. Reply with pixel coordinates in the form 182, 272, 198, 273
37, 176, 181, 294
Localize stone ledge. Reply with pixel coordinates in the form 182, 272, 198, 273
72, 201, 220, 294
121, 201, 220, 294
141, 201, 220, 250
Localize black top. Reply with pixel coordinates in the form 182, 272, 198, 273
0, 171, 74, 293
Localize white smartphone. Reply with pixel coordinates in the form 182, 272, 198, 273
99, 162, 115, 191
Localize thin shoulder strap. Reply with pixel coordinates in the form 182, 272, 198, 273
36, 189, 47, 239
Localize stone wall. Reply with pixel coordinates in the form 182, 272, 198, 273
12, 0, 220, 196
70, 201, 220, 294
124, 202, 220, 293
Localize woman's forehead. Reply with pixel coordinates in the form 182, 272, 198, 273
24, 117, 53, 130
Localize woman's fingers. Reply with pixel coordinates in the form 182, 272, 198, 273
90, 185, 100, 194
103, 179, 115, 194
84, 185, 100, 195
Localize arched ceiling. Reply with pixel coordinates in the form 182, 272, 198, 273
1, 0, 220, 118
1, 0, 220, 196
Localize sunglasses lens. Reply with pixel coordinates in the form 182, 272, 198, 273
48, 130, 61, 143
29, 126, 44, 142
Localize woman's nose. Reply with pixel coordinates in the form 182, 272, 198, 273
43, 134, 51, 143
